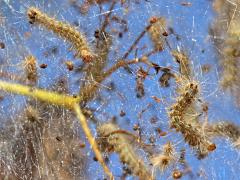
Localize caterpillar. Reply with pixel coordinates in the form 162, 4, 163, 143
171, 50, 191, 80
97, 122, 152, 180
207, 121, 240, 148
168, 81, 216, 158
27, 7, 94, 63
148, 16, 167, 52
151, 142, 176, 173
24, 55, 38, 85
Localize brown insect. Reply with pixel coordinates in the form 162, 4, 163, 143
151, 142, 175, 172
94, 30, 100, 39
25, 106, 39, 123
39, 63, 48, 69
159, 71, 173, 87
150, 116, 158, 124
65, 61, 74, 71
133, 124, 140, 131
162, 31, 169, 36
180, 2, 192, 6
0, 42, 5, 49
151, 96, 161, 103
159, 131, 167, 137
136, 76, 145, 98
207, 143, 216, 151
137, 67, 149, 79
172, 170, 183, 179
24, 55, 38, 84
201, 64, 211, 73
119, 110, 126, 117
149, 16, 158, 24
79, 143, 86, 148
56, 136, 62, 142
148, 16, 166, 51
156, 127, 167, 137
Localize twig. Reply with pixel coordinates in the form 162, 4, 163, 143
120, 24, 153, 73
74, 103, 113, 179
102, 59, 138, 79
100, 1, 117, 32
122, 24, 152, 60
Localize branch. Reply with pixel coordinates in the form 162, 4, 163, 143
0, 80, 79, 109
74, 104, 113, 179
122, 24, 152, 60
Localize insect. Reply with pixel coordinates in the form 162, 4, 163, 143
25, 106, 39, 123
39, 63, 47, 69
172, 170, 183, 179
119, 110, 126, 117
151, 142, 176, 173
27, 7, 94, 63
55, 136, 62, 142
24, 55, 38, 84
0, 42, 5, 49
136, 75, 145, 98
159, 71, 174, 87
97, 123, 152, 179
65, 61, 74, 71
180, 2, 192, 7
148, 16, 167, 51
151, 96, 161, 103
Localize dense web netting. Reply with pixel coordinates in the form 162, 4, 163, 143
0, 0, 240, 179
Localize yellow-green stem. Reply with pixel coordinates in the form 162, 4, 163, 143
73, 103, 114, 179
0, 80, 80, 109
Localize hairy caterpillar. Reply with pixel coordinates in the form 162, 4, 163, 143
148, 16, 167, 51
211, 0, 240, 106
24, 55, 38, 84
168, 81, 216, 158
171, 50, 191, 80
97, 122, 152, 179
151, 142, 176, 173
27, 7, 94, 63
207, 121, 240, 148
